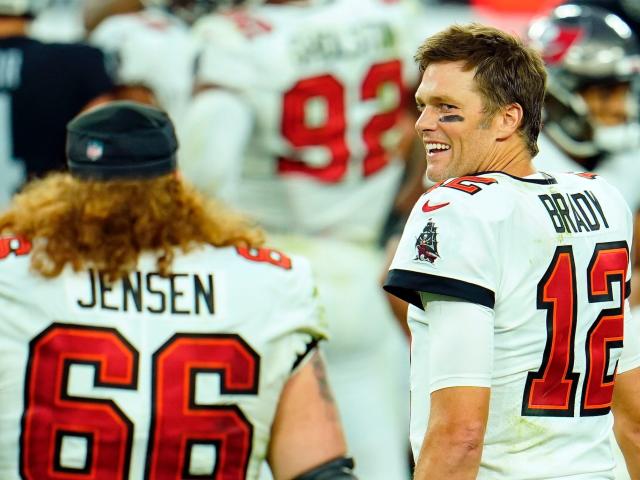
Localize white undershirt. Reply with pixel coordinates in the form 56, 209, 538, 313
417, 293, 640, 391
419, 292, 494, 392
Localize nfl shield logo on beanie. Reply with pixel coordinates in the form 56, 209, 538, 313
66, 101, 178, 180
86, 140, 104, 161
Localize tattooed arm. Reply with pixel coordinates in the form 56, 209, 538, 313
267, 350, 349, 480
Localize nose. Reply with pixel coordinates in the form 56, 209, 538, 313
415, 107, 438, 134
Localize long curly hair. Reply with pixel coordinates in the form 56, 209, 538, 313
0, 172, 265, 280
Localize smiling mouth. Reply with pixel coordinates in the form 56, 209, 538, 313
426, 142, 451, 156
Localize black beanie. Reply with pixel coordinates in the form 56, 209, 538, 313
66, 101, 178, 180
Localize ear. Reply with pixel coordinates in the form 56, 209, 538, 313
496, 103, 523, 140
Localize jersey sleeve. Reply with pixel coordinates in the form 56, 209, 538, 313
619, 301, 640, 374
178, 87, 253, 202
274, 253, 328, 341
90, 12, 196, 109
89, 14, 141, 84
384, 184, 504, 310
191, 15, 256, 90
275, 254, 328, 373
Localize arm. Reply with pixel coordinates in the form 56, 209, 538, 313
267, 350, 349, 480
378, 134, 428, 338
612, 367, 640, 479
612, 299, 640, 478
178, 87, 252, 202
414, 294, 493, 480
379, 234, 410, 338
415, 386, 489, 480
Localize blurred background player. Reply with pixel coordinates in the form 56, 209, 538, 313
179, 0, 434, 477
0, 0, 116, 208
0, 101, 356, 479
87, 0, 206, 123
527, 7, 640, 479
528, 4, 640, 305
83, 0, 144, 33
561, 0, 640, 34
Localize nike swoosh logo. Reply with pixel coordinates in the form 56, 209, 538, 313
422, 200, 450, 213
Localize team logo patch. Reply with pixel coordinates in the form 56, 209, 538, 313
86, 140, 104, 161
415, 219, 440, 263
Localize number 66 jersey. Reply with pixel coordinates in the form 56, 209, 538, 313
385, 171, 640, 479
0, 243, 326, 479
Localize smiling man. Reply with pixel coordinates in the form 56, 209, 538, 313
384, 24, 640, 479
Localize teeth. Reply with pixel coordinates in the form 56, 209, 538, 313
427, 143, 450, 150
426, 143, 451, 152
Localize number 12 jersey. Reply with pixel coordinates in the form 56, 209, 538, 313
386, 171, 640, 479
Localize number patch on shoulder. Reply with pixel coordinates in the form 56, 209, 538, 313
0, 234, 31, 260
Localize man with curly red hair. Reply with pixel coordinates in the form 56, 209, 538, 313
0, 101, 356, 480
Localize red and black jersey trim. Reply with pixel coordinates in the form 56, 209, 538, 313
384, 269, 495, 309
291, 338, 319, 372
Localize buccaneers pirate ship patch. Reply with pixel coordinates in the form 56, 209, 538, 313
415, 219, 440, 263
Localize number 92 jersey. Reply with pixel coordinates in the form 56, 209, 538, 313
385, 172, 640, 479
0, 243, 326, 479
191, 0, 427, 243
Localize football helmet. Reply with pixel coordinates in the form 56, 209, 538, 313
0, 0, 49, 16
527, 4, 640, 157
143, 0, 263, 23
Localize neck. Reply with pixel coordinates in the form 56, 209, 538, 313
0, 17, 29, 37
478, 140, 536, 177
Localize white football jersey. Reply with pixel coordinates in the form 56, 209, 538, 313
536, 133, 640, 213
90, 9, 199, 122
386, 171, 640, 479
190, 0, 426, 243
0, 238, 325, 479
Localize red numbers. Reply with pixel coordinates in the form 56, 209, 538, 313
235, 246, 292, 270
278, 60, 405, 183
21, 325, 138, 479
21, 326, 260, 479
279, 75, 348, 182
442, 176, 498, 195
575, 172, 598, 180
425, 176, 498, 195
222, 11, 272, 38
0, 234, 31, 259
523, 247, 579, 416
146, 334, 258, 479
522, 242, 629, 417
361, 60, 404, 177
582, 243, 627, 415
